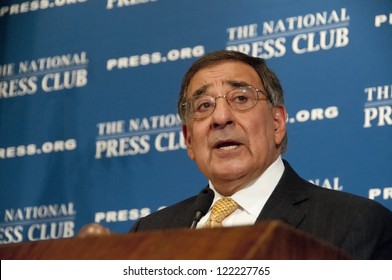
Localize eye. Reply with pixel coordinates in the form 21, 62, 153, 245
230, 90, 251, 104
233, 94, 249, 103
193, 96, 214, 112
197, 102, 213, 111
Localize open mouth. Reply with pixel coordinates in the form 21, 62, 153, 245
215, 141, 241, 150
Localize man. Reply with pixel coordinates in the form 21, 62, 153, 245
130, 50, 392, 259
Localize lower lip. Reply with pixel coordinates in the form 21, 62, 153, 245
214, 145, 242, 155
218, 145, 238, 151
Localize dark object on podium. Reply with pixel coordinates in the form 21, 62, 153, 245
0, 220, 350, 259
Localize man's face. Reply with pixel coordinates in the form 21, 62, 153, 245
182, 61, 287, 196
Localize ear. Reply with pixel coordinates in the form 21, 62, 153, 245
182, 124, 195, 160
272, 106, 287, 146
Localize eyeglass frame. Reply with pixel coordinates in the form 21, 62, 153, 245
182, 85, 271, 120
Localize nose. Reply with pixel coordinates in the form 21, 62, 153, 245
210, 96, 234, 129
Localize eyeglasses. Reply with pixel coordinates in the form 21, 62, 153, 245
183, 85, 269, 120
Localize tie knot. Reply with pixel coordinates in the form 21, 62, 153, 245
204, 197, 238, 228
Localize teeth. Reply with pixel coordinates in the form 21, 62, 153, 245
219, 145, 238, 150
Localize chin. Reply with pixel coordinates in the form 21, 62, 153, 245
213, 168, 248, 182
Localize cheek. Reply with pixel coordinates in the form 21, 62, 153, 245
185, 123, 208, 160
251, 128, 273, 150
246, 113, 275, 149
187, 149, 195, 160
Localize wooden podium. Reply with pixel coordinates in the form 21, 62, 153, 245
0, 221, 350, 259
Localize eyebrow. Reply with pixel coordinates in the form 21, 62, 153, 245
190, 80, 252, 97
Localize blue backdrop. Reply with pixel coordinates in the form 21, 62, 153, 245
1, 0, 391, 244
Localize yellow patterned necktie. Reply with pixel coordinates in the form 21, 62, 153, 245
204, 197, 238, 228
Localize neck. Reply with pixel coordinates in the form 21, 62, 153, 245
211, 171, 263, 196
210, 155, 282, 197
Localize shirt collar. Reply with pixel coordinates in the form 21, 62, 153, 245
209, 156, 285, 218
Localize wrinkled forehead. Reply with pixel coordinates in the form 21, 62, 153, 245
187, 61, 264, 98
189, 80, 253, 98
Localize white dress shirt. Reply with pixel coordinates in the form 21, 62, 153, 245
197, 156, 285, 228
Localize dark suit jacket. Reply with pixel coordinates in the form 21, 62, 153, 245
131, 161, 392, 259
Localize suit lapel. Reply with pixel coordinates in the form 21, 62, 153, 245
256, 160, 309, 228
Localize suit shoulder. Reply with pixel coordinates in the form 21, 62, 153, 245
283, 161, 391, 219
149, 195, 198, 217
130, 195, 198, 232
303, 179, 392, 228
307, 181, 387, 209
